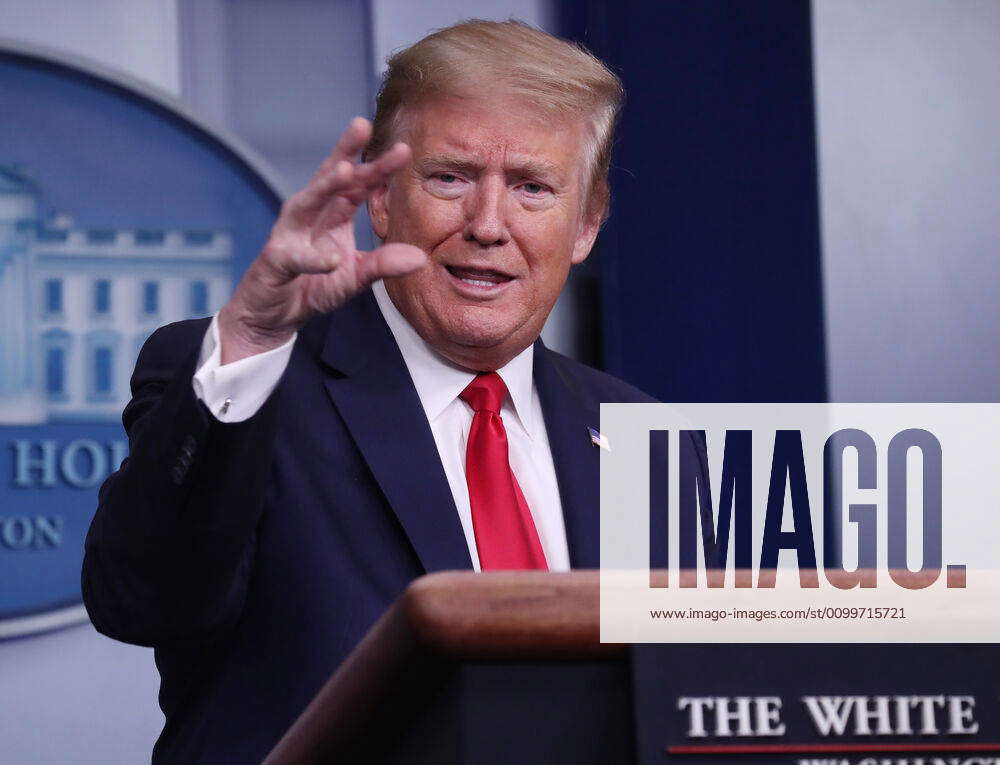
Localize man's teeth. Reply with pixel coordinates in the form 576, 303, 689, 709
448, 266, 509, 287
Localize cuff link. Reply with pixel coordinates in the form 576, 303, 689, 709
218, 398, 232, 418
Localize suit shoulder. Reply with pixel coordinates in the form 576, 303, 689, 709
136, 318, 213, 370
129, 318, 212, 398
539, 347, 658, 404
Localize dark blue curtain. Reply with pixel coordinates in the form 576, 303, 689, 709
559, 0, 828, 402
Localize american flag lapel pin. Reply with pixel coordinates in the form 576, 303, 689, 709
588, 427, 610, 452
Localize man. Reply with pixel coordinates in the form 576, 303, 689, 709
83, 20, 662, 763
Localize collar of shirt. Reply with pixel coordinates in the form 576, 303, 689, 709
371, 280, 535, 438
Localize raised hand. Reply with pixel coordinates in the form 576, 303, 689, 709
217, 117, 426, 364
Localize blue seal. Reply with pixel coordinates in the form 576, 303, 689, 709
0, 43, 281, 638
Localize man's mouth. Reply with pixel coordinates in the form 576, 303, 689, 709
445, 266, 514, 290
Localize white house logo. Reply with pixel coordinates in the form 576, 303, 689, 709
0, 45, 281, 638
0, 166, 232, 424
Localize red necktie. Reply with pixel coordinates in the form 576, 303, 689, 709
460, 373, 548, 570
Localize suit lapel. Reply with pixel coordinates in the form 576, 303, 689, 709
533, 344, 602, 569
318, 292, 473, 573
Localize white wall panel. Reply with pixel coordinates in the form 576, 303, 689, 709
0, 0, 180, 94
0, 624, 161, 764
814, 0, 1000, 401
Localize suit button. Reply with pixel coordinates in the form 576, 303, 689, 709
171, 465, 186, 485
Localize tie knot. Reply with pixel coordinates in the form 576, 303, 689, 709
460, 372, 507, 415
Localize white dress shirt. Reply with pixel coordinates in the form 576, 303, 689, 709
191, 281, 571, 571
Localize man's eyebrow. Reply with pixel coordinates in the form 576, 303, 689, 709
415, 154, 564, 182
414, 154, 484, 173
507, 158, 562, 181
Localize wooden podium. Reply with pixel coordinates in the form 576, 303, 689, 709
264, 571, 633, 764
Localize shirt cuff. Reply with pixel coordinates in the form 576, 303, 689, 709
192, 314, 296, 423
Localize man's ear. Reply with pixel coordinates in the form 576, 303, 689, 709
571, 206, 602, 265
368, 182, 390, 240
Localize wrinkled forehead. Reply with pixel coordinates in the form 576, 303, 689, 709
395, 95, 594, 181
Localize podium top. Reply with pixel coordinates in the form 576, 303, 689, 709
265, 570, 623, 763
396, 570, 619, 659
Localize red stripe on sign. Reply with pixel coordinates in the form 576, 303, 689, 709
667, 742, 1000, 754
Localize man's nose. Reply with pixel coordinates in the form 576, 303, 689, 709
463, 177, 509, 247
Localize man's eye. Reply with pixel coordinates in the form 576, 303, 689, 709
522, 182, 546, 194
435, 173, 459, 183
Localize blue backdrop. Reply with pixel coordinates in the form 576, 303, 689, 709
559, 0, 828, 403
0, 49, 280, 633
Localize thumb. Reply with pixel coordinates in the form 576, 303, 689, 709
357, 243, 427, 285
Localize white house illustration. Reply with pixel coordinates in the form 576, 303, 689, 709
0, 166, 232, 424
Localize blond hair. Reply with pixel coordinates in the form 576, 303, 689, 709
367, 19, 624, 220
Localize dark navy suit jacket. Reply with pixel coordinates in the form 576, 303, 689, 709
82, 290, 662, 763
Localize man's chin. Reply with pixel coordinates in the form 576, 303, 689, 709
435, 325, 531, 371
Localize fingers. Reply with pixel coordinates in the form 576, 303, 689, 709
285, 141, 410, 236
259, 242, 343, 283
341, 142, 410, 205
284, 157, 353, 224
311, 143, 411, 234
300, 161, 357, 234
355, 243, 427, 286
313, 117, 372, 181
283, 117, 373, 222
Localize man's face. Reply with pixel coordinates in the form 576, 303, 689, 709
369, 96, 601, 371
